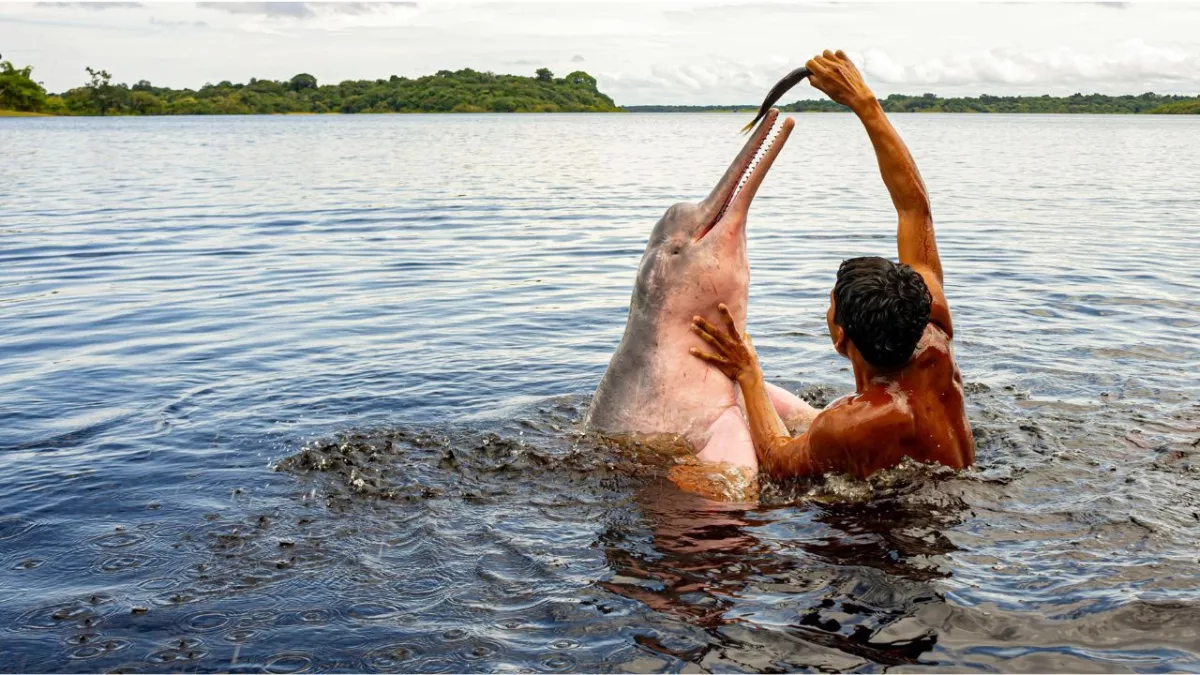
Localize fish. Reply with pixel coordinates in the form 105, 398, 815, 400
741, 67, 811, 133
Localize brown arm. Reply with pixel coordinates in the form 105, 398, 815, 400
689, 306, 819, 479
855, 102, 941, 281
806, 50, 953, 336
732, 352, 917, 479
691, 307, 919, 480
735, 357, 820, 478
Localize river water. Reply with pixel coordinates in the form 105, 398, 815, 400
1, 113, 1198, 673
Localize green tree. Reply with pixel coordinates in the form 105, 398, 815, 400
85, 66, 117, 115
1149, 100, 1200, 114
43, 95, 68, 115
0, 58, 48, 111
490, 96, 517, 112
130, 90, 164, 114
564, 71, 596, 89
536, 68, 553, 82
289, 73, 317, 92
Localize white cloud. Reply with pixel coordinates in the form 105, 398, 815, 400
35, 2, 142, 10
194, 3, 417, 19
856, 40, 1199, 93
149, 16, 210, 28
195, 1, 423, 34
598, 39, 1200, 105
3, 2, 1199, 100
195, 2, 315, 18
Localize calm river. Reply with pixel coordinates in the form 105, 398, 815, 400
1, 113, 1198, 672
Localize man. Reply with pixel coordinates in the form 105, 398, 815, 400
689, 50, 974, 480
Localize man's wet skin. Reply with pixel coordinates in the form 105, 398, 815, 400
691, 50, 975, 481
586, 108, 813, 493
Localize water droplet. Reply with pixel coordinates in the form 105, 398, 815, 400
264, 652, 312, 673
347, 600, 404, 621
184, 611, 231, 632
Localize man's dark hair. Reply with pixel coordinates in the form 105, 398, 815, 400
833, 256, 932, 369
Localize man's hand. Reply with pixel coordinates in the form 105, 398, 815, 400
690, 304, 758, 383
805, 50, 875, 112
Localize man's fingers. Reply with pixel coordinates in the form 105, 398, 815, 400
691, 315, 734, 348
717, 304, 742, 344
690, 348, 734, 368
806, 58, 834, 93
691, 323, 729, 353
835, 49, 847, 60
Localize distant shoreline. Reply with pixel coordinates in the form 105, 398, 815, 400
6, 108, 1200, 118
624, 93, 1200, 115
0, 63, 619, 116
6, 100, 1196, 117
3, 55, 1197, 116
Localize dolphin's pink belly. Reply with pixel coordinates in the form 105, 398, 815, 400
588, 321, 764, 471
694, 406, 758, 470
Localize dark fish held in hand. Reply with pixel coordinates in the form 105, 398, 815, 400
741, 66, 811, 133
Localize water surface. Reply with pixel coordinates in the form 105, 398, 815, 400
1, 113, 1198, 672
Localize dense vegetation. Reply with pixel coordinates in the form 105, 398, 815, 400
1146, 100, 1200, 114
0, 59, 617, 115
624, 92, 1200, 114
0, 60, 49, 112
619, 103, 758, 112
871, 92, 1200, 114
2, 56, 1197, 116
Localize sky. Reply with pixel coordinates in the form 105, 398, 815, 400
2, 1, 1199, 105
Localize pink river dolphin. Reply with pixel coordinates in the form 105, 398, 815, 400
586, 108, 814, 489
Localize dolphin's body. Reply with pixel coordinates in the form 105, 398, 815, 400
586, 109, 799, 473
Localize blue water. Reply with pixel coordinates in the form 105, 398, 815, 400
1, 113, 1198, 672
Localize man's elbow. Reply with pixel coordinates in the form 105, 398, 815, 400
899, 201, 932, 225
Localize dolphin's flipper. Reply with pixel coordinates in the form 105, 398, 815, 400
763, 382, 820, 434
695, 406, 758, 470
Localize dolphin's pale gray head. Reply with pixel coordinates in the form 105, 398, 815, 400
632, 108, 795, 329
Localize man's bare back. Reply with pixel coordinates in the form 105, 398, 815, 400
689, 50, 975, 481
800, 323, 973, 478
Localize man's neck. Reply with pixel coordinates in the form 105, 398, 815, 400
848, 345, 893, 393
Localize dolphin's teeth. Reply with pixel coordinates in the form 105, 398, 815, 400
725, 114, 782, 206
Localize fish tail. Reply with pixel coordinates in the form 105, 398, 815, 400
740, 65, 812, 134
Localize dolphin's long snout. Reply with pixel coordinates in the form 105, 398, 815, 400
695, 108, 794, 241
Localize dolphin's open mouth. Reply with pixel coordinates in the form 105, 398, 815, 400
695, 108, 793, 242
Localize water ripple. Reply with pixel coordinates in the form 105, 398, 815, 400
0, 114, 1197, 671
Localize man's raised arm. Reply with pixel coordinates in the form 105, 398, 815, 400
806, 50, 952, 334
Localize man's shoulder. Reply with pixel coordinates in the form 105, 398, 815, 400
806, 391, 916, 476
920, 322, 953, 349
907, 323, 958, 371
810, 389, 915, 445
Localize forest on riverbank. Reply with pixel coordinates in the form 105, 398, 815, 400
0, 59, 617, 115
3, 57, 1197, 116
626, 92, 1200, 114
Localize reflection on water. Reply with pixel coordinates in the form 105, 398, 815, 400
1, 113, 1198, 671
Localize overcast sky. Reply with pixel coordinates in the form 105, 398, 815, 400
3, 1, 1199, 104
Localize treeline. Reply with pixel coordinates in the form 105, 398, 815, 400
623, 92, 1200, 114
622, 100, 848, 113
622, 104, 760, 113
5, 56, 1199, 117
0, 59, 618, 115
870, 92, 1200, 114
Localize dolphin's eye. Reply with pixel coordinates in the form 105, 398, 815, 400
671, 246, 682, 256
